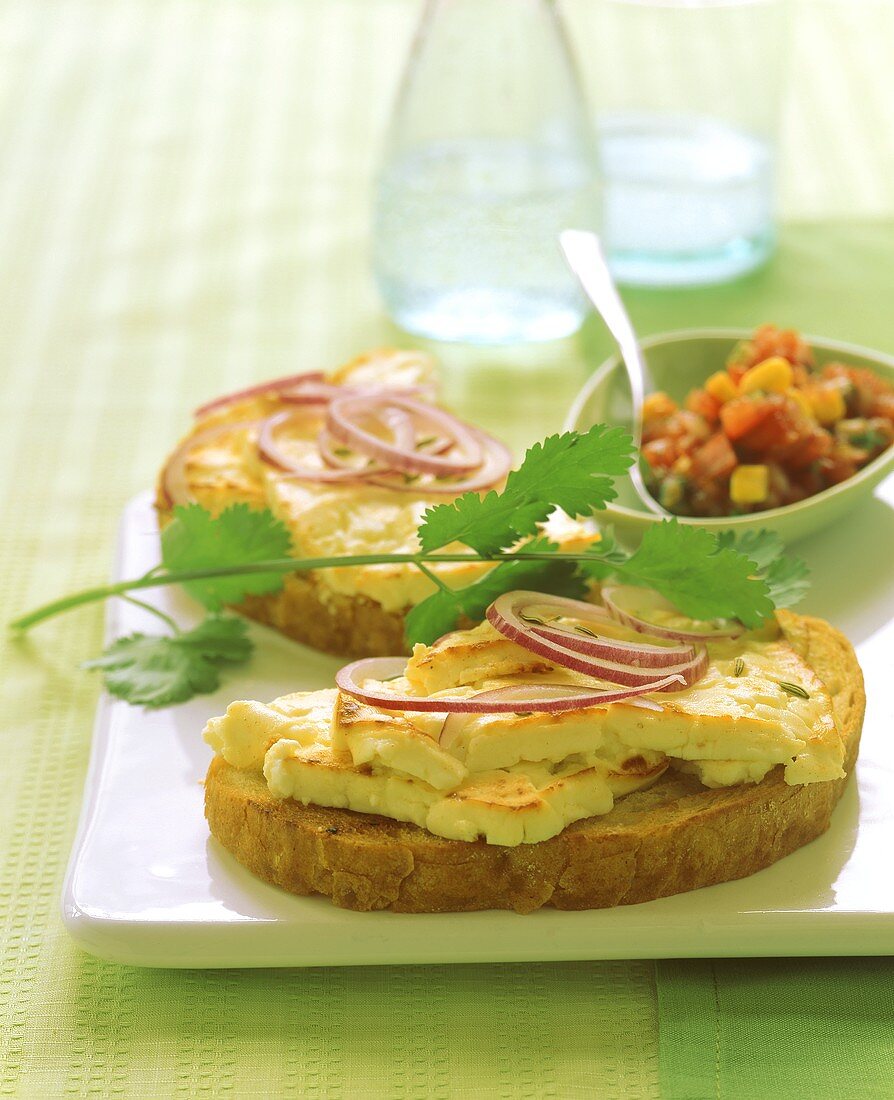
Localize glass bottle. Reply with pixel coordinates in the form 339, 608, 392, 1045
372, 0, 599, 345
590, 0, 789, 287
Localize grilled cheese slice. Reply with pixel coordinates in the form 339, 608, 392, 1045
204, 618, 845, 847
263, 738, 667, 847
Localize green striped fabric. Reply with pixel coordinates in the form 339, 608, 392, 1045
2, 2, 894, 1097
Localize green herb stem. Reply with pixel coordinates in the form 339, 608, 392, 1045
414, 560, 455, 595
9, 550, 620, 633
120, 596, 182, 634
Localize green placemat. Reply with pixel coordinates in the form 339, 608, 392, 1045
2, 2, 894, 1097
657, 959, 894, 1100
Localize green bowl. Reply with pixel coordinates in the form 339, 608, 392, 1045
564, 328, 894, 546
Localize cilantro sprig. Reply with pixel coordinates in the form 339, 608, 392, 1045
419, 426, 635, 554
9, 425, 810, 706
82, 616, 252, 707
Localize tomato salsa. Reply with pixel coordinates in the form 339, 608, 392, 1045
641, 325, 894, 517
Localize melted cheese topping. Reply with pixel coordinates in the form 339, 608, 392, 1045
175, 351, 597, 610
204, 618, 845, 847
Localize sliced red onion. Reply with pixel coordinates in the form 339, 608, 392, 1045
533, 625, 693, 667
494, 591, 695, 667
258, 410, 369, 482
486, 591, 708, 687
365, 431, 512, 494
601, 585, 745, 641
160, 419, 261, 507
336, 660, 686, 716
194, 372, 326, 419
278, 381, 343, 405
327, 393, 484, 476
316, 406, 416, 472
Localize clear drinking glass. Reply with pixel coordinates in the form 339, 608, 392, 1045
589, 0, 788, 287
372, 0, 600, 345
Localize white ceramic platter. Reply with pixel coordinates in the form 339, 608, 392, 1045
62, 491, 894, 967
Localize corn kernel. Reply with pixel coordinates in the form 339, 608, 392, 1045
739, 356, 793, 395
643, 392, 677, 422
807, 385, 846, 426
786, 387, 814, 418
730, 465, 769, 505
705, 371, 738, 404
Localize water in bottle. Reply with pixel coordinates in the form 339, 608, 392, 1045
373, 0, 599, 345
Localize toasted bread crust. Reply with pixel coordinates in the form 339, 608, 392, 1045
204, 611, 865, 913
237, 574, 409, 659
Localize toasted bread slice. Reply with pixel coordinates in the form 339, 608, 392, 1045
204, 611, 864, 913
156, 351, 597, 659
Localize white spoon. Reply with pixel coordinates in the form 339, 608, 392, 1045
560, 229, 670, 517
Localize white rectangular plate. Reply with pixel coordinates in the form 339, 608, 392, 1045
63, 491, 894, 967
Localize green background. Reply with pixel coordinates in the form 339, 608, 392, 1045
2, 1, 893, 1096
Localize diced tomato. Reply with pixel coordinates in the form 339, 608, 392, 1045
720, 396, 775, 441
748, 324, 814, 369
721, 394, 821, 465
642, 418, 669, 445
685, 388, 721, 424
642, 438, 679, 470
869, 392, 894, 421
662, 410, 711, 442
786, 424, 833, 470
689, 432, 738, 482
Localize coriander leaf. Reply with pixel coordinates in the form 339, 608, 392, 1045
403, 588, 463, 650
405, 538, 588, 646
83, 615, 252, 707
161, 503, 293, 610
716, 529, 810, 609
715, 529, 784, 572
761, 555, 811, 609
418, 426, 635, 555
170, 614, 254, 663
602, 520, 774, 628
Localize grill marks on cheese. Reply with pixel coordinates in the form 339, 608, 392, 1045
204, 620, 846, 847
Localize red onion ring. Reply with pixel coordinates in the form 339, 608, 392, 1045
487, 592, 708, 687
336, 660, 686, 715
601, 585, 745, 641
194, 372, 326, 419
279, 381, 343, 405
193, 366, 512, 493
160, 418, 261, 507
365, 431, 512, 494
496, 592, 696, 667
258, 410, 371, 482
327, 394, 484, 476
317, 406, 416, 472
533, 625, 694, 667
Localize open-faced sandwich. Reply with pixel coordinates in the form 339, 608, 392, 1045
203, 588, 864, 913
156, 349, 592, 657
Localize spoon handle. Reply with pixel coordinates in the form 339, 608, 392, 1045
559, 229, 670, 517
